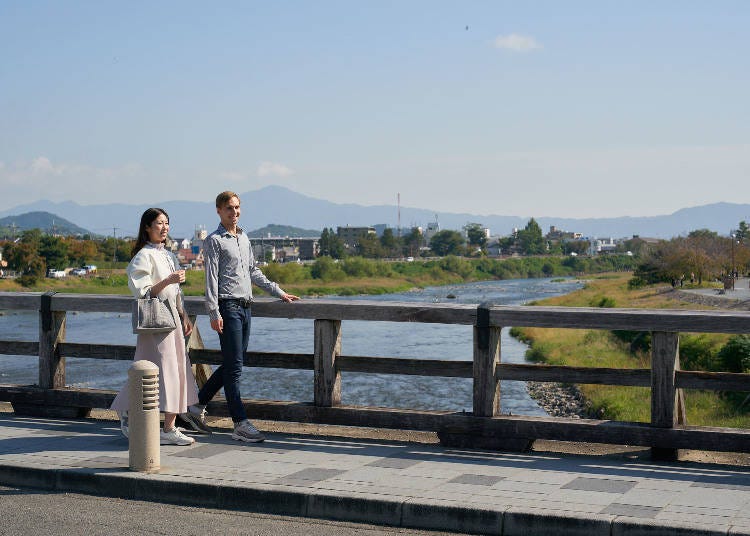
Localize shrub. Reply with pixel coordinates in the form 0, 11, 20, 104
718, 335, 750, 373
310, 256, 346, 282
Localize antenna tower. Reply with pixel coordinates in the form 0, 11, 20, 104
397, 193, 401, 237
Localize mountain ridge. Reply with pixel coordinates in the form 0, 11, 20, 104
0, 186, 746, 240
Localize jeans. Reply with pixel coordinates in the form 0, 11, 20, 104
197, 300, 250, 422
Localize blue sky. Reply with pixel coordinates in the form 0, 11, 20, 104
1, 1, 748, 220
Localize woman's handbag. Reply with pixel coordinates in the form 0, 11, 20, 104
131, 290, 177, 334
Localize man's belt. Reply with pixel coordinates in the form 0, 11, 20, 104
219, 297, 251, 308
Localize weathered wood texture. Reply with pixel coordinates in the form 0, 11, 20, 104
38, 293, 66, 389
650, 331, 682, 460
185, 316, 212, 388
5, 292, 750, 453
473, 320, 502, 417
314, 319, 342, 407
7, 292, 750, 331
0, 386, 748, 453
0, 341, 38, 356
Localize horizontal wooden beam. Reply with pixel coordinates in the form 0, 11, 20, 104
0, 341, 38, 357
1, 386, 748, 453
5, 291, 750, 333
677, 370, 750, 392
496, 363, 651, 386
490, 305, 750, 333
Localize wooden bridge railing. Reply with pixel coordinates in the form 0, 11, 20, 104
2, 291, 750, 459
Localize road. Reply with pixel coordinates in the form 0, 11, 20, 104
0, 485, 470, 536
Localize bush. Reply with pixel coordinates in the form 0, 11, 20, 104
590, 295, 616, 308
680, 334, 720, 371
718, 335, 750, 373
310, 256, 346, 282
16, 275, 38, 288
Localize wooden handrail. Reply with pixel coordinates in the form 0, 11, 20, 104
2, 291, 750, 457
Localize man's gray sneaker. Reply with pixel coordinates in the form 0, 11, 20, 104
231, 419, 265, 443
177, 406, 212, 435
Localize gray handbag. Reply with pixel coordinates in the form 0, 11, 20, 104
131, 290, 177, 334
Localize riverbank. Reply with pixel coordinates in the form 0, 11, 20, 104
516, 272, 750, 429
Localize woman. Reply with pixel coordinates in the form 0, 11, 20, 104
111, 208, 199, 446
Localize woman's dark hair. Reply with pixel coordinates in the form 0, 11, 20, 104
132, 208, 169, 257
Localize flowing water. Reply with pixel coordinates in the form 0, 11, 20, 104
0, 277, 583, 415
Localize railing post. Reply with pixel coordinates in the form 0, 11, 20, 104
314, 319, 341, 407
185, 315, 212, 389
39, 291, 65, 389
14, 291, 88, 418
651, 331, 681, 460
473, 303, 502, 417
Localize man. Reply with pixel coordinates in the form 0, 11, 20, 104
180, 191, 299, 442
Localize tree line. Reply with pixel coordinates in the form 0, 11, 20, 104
630, 222, 750, 287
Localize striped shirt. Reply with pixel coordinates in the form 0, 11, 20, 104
204, 224, 284, 321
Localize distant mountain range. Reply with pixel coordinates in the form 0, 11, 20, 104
0, 185, 747, 239
0, 211, 91, 237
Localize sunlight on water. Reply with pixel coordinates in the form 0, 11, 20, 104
0, 277, 582, 415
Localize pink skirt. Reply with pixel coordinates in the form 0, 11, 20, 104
111, 327, 199, 414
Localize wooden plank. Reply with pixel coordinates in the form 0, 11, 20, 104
338, 356, 473, 377
49, 293, 132, 313
0, 341, 39, 356
676, 370, 750, 392
651, 332, 680, 428
0, 292, 42, 311
250, 298, 478, 324
39, 294, 65, 389
185, 315, 212, 388
473, 315, 501, 417
651, 331, 680, 460
314, 319, 341, 407
0, 385, 749, 452
490, 305, 750, 333
496, 363, 651, 386
58, 342, 136, 361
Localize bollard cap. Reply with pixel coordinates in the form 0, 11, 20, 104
129, 359, 159, 377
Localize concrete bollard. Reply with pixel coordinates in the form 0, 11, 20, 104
128, 360, 160, 472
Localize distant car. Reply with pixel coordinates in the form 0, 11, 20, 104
71, 268, 87, 276
84, 265, 97, 273
406, 257, 415, 262
47, 269, 66, 279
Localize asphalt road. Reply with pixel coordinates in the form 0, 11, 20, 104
0, 485, 471, 536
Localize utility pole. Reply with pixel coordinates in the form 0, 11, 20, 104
729, 230, 736, 290
112, 227, 120, 265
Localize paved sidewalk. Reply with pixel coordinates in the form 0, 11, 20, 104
1, 414, 750, 535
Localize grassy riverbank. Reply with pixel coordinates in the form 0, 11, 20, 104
514, 273, 750, 428
0, 254, 638, 297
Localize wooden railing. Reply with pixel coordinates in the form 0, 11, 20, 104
2, 290, 750, 459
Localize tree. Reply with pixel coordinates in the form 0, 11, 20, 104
464, 223, 488, 251
379, 228, 400, 257
517, 218, 545, 255
429, 230, 465, 256
319, 228, 345, 259
356, 234, 384, 258
39, 235, 69, 270
402, 227, 423, 257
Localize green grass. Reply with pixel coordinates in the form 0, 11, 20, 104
516, 272, 750, 428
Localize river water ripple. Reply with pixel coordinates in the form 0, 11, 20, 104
0, 277, 582, 415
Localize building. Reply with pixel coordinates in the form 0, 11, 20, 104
336, 226, 376, 250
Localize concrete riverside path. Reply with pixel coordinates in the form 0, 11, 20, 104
1, 409, 750, 536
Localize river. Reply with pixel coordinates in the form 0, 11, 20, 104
0, 277, 583, 415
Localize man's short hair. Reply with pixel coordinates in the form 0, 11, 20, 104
216, 191, 240, 208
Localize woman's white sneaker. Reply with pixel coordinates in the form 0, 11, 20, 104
160, 427, 195, 446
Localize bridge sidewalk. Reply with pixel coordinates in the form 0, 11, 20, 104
1, 413, 750, 535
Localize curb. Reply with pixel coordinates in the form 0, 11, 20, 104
0, 462, 748, 535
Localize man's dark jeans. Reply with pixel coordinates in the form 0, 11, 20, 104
197, 300, 250, 423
